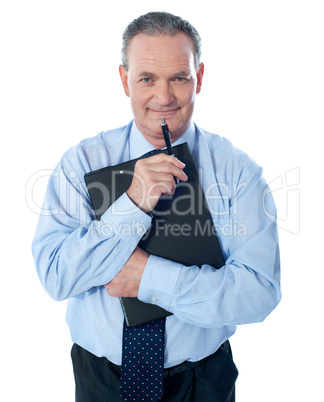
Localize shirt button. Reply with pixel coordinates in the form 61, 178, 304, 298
152, 297, 157, 302
137, 226, 144, 233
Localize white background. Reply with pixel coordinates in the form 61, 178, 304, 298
1, 0, 323, 401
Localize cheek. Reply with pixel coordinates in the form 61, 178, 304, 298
178, 93, 196, 116
177, 85, 196, 105
130, 90, 151, 112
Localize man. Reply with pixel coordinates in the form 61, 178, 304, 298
32, 11, 281, 401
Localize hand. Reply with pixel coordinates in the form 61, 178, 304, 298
126, 153, 188, 213
104, 247, 150, 298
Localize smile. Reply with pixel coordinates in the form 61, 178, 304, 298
149, 108, 180, 115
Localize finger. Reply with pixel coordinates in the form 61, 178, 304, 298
105, 279, 122, 295
106, 286, 122, 297
106, 280, 140, 298
148, 176, 176, 195
138, 154, 186, 171
130, 171, 177, 200
145, 161, 188, 182
129, 155, 187, 212
148, 152, 185, 163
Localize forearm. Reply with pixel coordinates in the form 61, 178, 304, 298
138, 253, 281, 328
32, 192, 152, 301
138, 169, 281, 328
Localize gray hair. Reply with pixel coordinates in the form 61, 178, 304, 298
121, 11, 202, 70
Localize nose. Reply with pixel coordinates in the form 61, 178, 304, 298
154, 81, 175, 106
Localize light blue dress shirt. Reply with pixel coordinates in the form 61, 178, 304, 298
32, 120, 281, 368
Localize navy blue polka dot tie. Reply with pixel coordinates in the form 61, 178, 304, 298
120, 318, 166, 401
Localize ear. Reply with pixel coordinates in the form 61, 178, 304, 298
119, 65, 130, 97
196, 63, 204, 95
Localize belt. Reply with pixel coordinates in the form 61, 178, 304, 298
106, 341, 229, 378
163, 343, 225, 379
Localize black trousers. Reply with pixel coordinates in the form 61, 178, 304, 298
71, 341, 238, 402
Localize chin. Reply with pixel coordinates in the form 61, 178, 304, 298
168, 121, 189, 137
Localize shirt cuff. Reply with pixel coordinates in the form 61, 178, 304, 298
138, 254, 183, 311
100, 192, 152, 242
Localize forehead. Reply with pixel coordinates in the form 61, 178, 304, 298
127, 33, 196, 73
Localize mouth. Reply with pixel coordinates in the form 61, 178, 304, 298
149, 108, 180, 116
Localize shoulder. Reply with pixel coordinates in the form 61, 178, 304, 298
77, 124, 130, 150
195, 125, 261, 172
194, 124, 264, 192
60, 122, 132, 174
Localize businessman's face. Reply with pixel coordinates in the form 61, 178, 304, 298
119, 33, 204, 148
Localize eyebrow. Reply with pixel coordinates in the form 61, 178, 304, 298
138, 70, 191, 78
172, 70, 191, 77
138, 72, 155, 77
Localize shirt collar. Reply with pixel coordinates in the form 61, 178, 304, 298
129, 120, 196, 160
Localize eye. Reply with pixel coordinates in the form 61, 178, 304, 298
174, 77, 189, 84
142, 77, 152, 83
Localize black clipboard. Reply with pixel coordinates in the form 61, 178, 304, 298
84, 143, 224, 326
